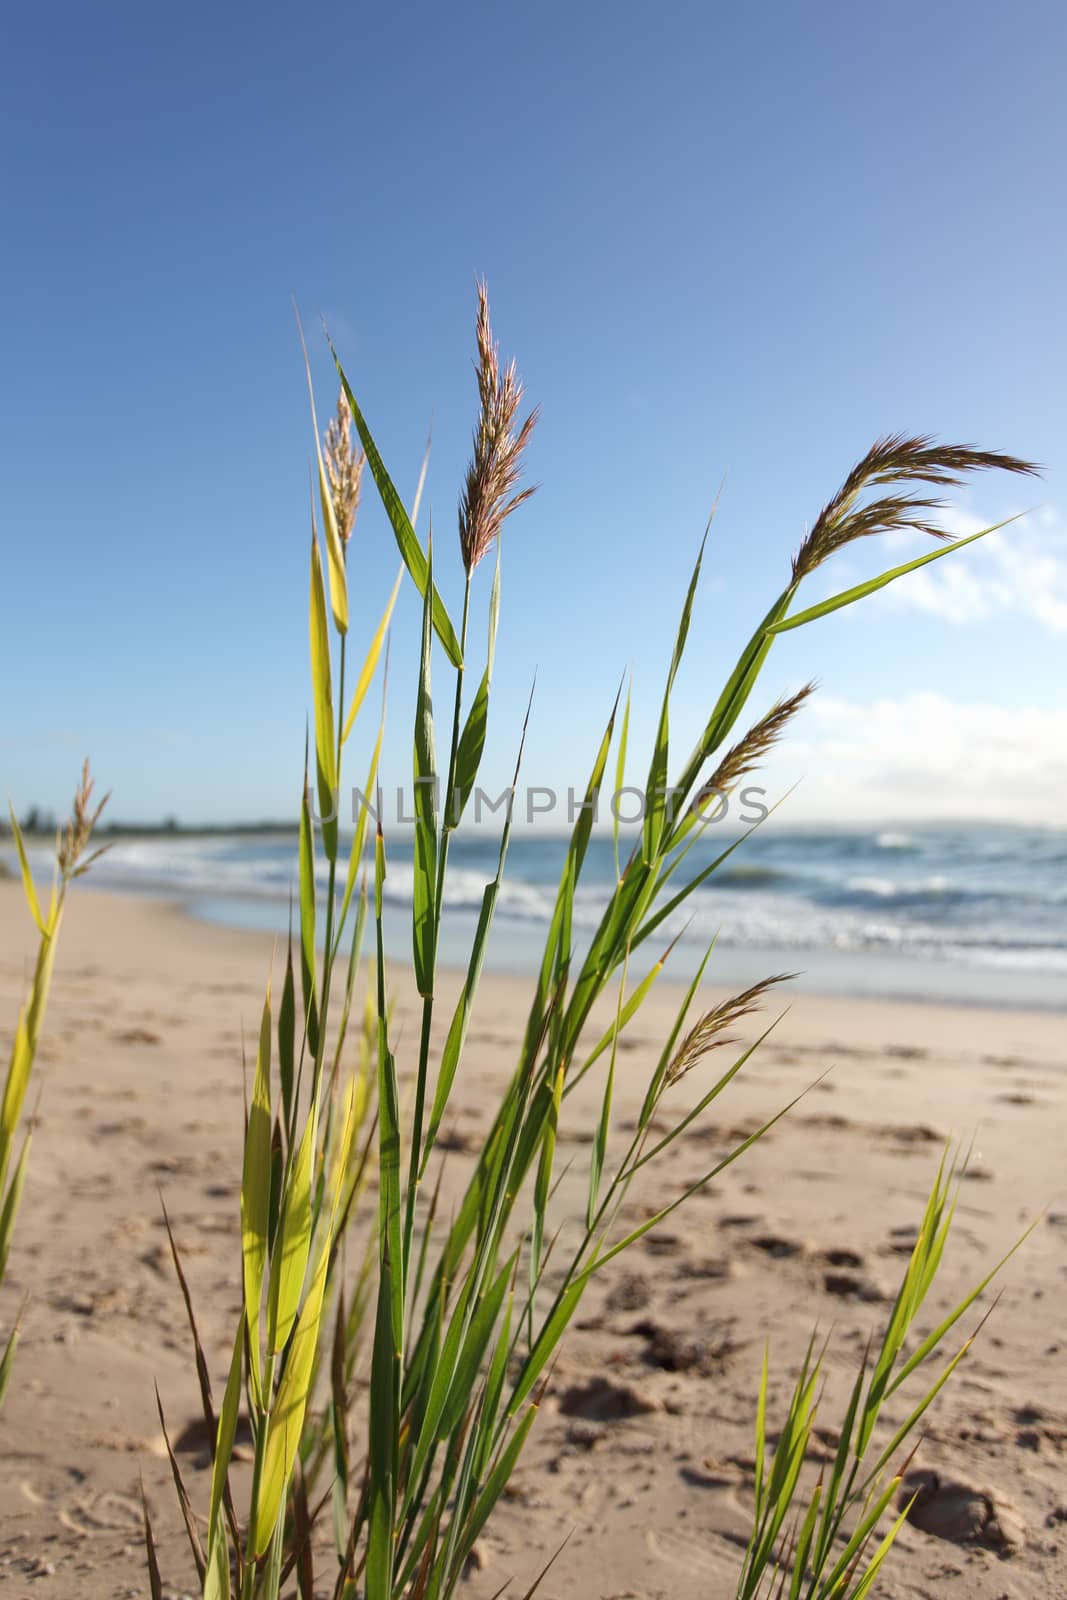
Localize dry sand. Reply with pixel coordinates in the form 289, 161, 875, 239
0, 881, 1064, 1598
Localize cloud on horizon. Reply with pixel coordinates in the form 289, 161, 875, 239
765, 689, 1067, 824
872, 506, 1067, 632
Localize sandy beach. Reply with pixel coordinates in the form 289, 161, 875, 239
0, 881, 1064, 1598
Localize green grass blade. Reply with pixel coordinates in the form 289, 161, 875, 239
848, 1498, 914, 1599
573, 942, 669, 1087
278, 940, 296, 1141
208, 1321, 244, 1545
446, 1404, 538, 1584
668, 585, 794, 827
532, 1065, 564, 1284
0, 1135, 31, 1282
508, 1278, 585, 1417
298, 779, 319, 1058
0, 1320, 20, 1409
337, 710, 384, 947
440, 1251, 516, 1437
140, 1480, 164, 1600
423, 882, 493, 1166
266, 1099, 316, 1355
887, 1215, 1037, 1395
613, 678, 631, 880
7, 807, 46, 935
817, 1473, 901, 1597
412, 538, 438, 998
634, 934, 716, 1126
423, 697, 530, 1171
587, 953, 628, 1228
341, 564, 403, 744
297, 312, 348, 635
586, 1089, 803, 1277
767, 515, 1024, 635
330, 343, 463, 666
240, 988, 272, 1401
642, 531, 707, 863
447, 665, 489, 830
254, 1084, 357, 1558
309, 535, 339, 862
366, 1240, 399, 1598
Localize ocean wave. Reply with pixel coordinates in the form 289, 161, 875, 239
8, 823, 1067, 980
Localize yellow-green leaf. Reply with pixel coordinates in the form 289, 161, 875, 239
240, 989, 272, 1398
342, 564, 403, 744
329, 341, 463, 666
208, 1320, 243, 1546
202, 1519, 231, 1600
252, 1079, 358, 1555
7, 808, 46, 935
309, 537, 339, 862
266, 1099, 316, 1354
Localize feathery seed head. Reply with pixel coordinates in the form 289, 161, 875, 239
324, 390, 365, 546
458, 281, 539, 574
791, 434, 1040, 584
665, 974, 795, 1087
58, 759, 110, 881
694, 684, 816, 815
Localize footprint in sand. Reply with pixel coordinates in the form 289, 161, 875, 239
628, 1317, 740, 1375
822, 1268, 887, 1302
642, 1231, 684, 1256
881, 1123, 943, 1149
604, 1272, 651, 1312
558, 1376, 662, 1421
900, 1469, 1025, 1552
822, 1247, 864, 1268
749, 1233, 806, 1258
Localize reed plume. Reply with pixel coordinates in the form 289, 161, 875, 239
57, 759, 110, 880
458, 281, 539, 573
666, 975, 794, 1086
696, 683, 816, 813
323, 390, 365, 546
792, 434, 1040, 583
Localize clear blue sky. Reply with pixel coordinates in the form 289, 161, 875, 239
3, 0, 1065, 826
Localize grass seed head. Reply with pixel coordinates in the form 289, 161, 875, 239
324, 390, 365, 546
696, 683, 816, 810
458, 281, 539, 574
57, 758, 110, 881
666, 974, 795, 1086
791, 434, 1041, 583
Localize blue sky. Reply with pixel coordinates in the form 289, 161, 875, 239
2, 0, 1065, 826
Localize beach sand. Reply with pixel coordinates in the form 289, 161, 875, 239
0, 882, 1064, 1597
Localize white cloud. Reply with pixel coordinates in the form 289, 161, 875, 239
764, 691, 1067, 824
875, 506, 1067, 631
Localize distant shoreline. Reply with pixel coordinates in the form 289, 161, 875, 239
4, 820, 1065, 1011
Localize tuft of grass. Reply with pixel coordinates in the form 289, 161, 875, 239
734, 1151, 1035, 1600
1, 760, 108, 1404
149, 285, 1038, 1599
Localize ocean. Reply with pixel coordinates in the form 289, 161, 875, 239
9, 822, 1066, 1009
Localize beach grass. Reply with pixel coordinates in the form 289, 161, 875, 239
1, 763, 108, 1403
142, 285, 1039, 1599
735, 1152, 1034, 1599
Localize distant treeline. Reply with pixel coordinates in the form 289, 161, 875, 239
0, 812, 296, 840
